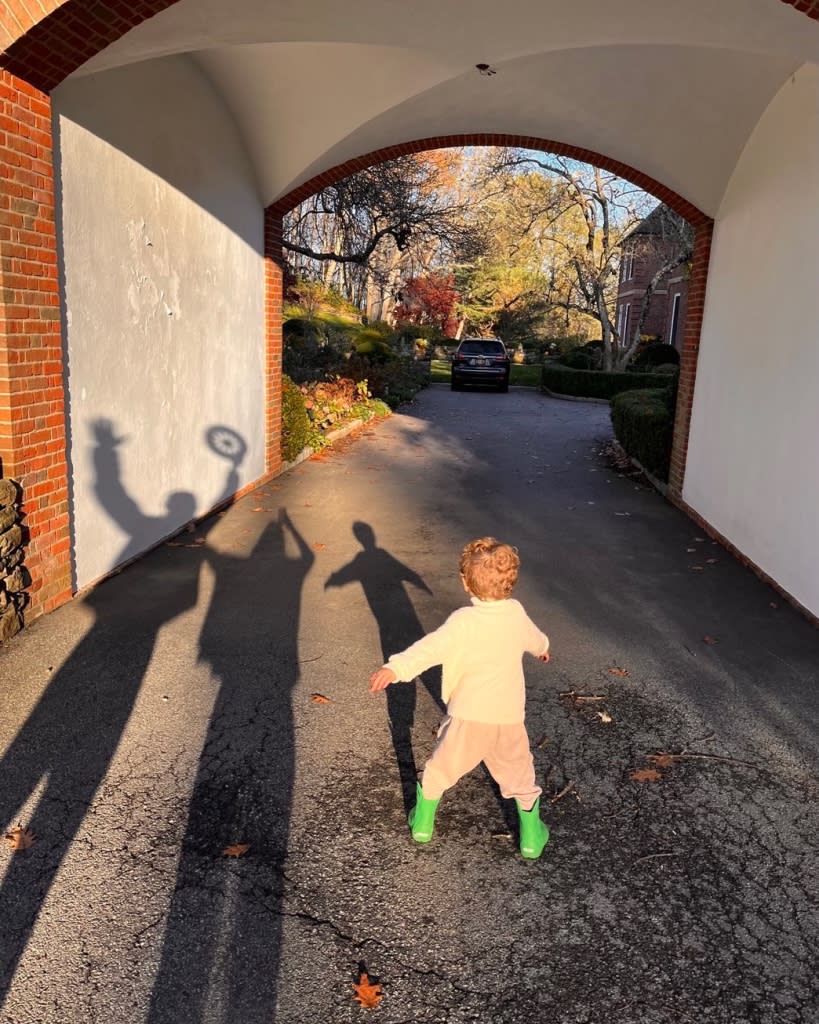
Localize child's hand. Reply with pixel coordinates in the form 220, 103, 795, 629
540, 651, 550, 663
370, 667, 397, 692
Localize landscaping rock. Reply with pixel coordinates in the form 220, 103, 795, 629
0, 478, 16, 509
0, 602, 22, 642
0, 524, 22, 559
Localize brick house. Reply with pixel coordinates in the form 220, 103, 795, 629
615, 204, 691, 351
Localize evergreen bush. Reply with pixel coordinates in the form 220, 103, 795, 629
610, 387, 674, 481
542, 363, 673, 399
630, 342, 680, 369
281, 375, 315, 462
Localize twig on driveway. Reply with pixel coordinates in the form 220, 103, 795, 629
549, 780, 575, 804
634, 851, 677, 866
657, 749, 763, 770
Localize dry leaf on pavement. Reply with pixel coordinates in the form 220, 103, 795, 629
4, 825, 36, 851
608, 666, 629, 677
703, 635, 719, 645
630, 768, 662, 783
312, 542, 326, 551
310, 693, 333, 704
353, 971, 383, 1009
596, 711, 613, 723
222, 843, 250, 858
649, 753, 677, 769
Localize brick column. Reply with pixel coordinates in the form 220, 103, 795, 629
264, 208, 283, 476
668, 220, 713, 498
0, 70, 71, 618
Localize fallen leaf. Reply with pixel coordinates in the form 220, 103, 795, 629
223, 843, 250, 858
310, 693, 332, 704
353, 972, 383, 1009
649, 753, 677, 769
703, 635, 719, 645
4, 825, 35, 851
596, 711, 613, 723
608, 666, 629, 677
630, 768, 662, 783
312, 543, 326, 552
689, 566, 704, 572
706, 558, 718, 564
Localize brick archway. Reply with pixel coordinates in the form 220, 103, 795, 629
1, 10, 713, 621
269, 134, 714, 506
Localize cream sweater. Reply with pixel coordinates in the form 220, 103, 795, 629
385, 596, 549, 724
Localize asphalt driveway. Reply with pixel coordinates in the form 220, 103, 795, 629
0, 386, 816, 1023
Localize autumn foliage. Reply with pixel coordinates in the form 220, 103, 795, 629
394, 272, 458, 335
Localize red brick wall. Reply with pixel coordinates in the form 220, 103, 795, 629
668, 221, 712, 496
780, 0, 819, 19
0, 70, 70, 617
0, 2, 182, 91
264, 210, 283, 476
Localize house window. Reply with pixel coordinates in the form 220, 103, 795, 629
618, 302, 631, 344
669, 293, 682, 349
621, 249, 634, 281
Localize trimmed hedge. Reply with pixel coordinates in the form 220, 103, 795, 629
610, 388, 674, 481
542, 362, 676, 400
281, 374, 316, 462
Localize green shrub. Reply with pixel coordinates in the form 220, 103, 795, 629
610, 388, 675, 481
544, 335, 587, 357
560, 347, 597, 370
542, 363, 673, 399
353, 325, 395, 362
281, 374, 316, 462
630, 342, 680, 369
654, 363, 680, 375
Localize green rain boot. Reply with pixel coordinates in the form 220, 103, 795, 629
516, 797, 550, 859
408, 782, 441, 843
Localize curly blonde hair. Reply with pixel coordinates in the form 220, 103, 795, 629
459, 537, 520, 600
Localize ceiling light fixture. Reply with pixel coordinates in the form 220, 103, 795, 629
475, 63, 497, 76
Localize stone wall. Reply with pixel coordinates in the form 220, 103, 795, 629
0, 477, 28, 642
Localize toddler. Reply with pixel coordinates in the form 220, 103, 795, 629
370, 537, 551, 859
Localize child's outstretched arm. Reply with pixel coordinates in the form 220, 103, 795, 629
369, 612, 461, 694
369, 667, 397, 692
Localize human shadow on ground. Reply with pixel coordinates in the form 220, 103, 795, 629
325, 522, 444, 812
0, 418, 243, 1011
146, 505, 313, 1023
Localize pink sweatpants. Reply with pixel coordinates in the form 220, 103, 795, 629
421, 716, 541, 808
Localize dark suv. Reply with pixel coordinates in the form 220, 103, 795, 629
451, 337, 510, 392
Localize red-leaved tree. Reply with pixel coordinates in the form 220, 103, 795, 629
393, 272, 458, 335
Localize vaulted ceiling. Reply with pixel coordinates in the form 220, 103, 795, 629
66, 0, 819, 213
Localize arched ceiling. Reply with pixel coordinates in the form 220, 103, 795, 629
63, 0, 819, 214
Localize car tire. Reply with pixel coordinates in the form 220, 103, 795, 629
451, 379, 461, 391
499, 379, 509, 393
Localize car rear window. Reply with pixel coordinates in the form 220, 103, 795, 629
458, 340, 506, 356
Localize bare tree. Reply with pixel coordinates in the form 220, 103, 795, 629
484, 150, 655, 369
283, 153, 489, 314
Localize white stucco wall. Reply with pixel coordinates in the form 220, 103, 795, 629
54, 56, 265, 590
684, 65, 819, 616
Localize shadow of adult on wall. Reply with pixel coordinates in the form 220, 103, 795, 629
0, 417, 245, 1010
